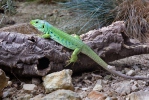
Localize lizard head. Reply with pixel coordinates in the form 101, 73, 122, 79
30, 19, 52, 33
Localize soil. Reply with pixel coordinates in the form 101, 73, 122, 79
1, 1, 149, 100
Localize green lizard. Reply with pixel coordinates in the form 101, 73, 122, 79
30, 19, 149, 80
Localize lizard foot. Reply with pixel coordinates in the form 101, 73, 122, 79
65, 60, 72, 67
65, 56, 78, 67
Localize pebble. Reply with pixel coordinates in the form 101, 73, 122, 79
79, 91, 88, 98
2, 91, 9, 98
131, 84, 138, 91
16, 94, 33, 100
88, 90, 107, 100
105, 97, 112, 100
104, 75, 112, 80
126, 91, 149, 100
112, 81, 131, 96
7, 81, 12, 87
93, 79, 103, 92
81, 88, 88, 91
41, 89, 81, 100
102, 80, 108, 84
126, 70, 135, 76
23, 84, 37, 91
132, 65, 140, 71
124, 68, 130, 73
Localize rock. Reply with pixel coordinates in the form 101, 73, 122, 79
131, 84, 138, 91
42, 69, 74, 93
41, 89, 81, 100
24, 94, 32, 99
126, 91, 149, 100
17, 94, 33, 100
0, 69, 9, 93
81, 88, 89, 91
111, 81, 131, 95
7, 81, 12, 87
23, 84, 37, 91
12, 83, 18, 88
124, 68, 130, 73
93, 79, 103, 92
102, 80, 108, 84
104, 75, 112, 80
79, 91, 88, 98
2, 91, 9, 98
132, 65, 140, 72
126, 70, 135, 76
111, 97, 118, 100
30, 94, 43, 100
105, 97, 112, 100
2, 88, 15, 98
88, 90, 107, 100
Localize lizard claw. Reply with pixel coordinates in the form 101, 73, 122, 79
65, 60, 71, 67
65, 59, 76, 67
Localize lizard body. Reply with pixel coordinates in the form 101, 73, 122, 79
30, 19, 149, 80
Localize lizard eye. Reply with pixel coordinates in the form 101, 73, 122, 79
35, 21, 38, 23
42, 25, 44, 28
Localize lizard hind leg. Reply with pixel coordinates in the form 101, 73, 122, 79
65, 48, 81, 67
41, 33, 50, 39
74, 34, 81, 39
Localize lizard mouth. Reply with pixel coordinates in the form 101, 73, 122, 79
30, 20, 34, 25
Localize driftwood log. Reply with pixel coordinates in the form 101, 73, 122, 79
0, 21, 149, 76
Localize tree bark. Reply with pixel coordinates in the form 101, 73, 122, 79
0, 21, 149, 76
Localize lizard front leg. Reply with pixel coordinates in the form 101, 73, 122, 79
65, 48, 81, 67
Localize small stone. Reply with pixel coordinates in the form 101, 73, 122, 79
112, 81, 131, 95
30, 94, 43, 100
79, 91, 88, 98
2, 91, 9, 98
131, 84, 138, 91
126, 70, 135, 76
42, 69, 74, 93
126, 91, 149, 100
23, 84, 37, 91
105, 97, 112, 100
88, 90, 107, 100
132, 65, 140, 72
147, 74, 149, 77
74, 87, 79, 91
104, 75, 112, 80
17, 94, 33, 100
81, 88, 88, 91
111, 97, 118, 100
91, 73, 102, 79
124, 68, 130, 73
93, 80, 103, 91
13, 84, 18, 88
41, 89, 81, 100
24, 94, 32, 99
102, 80, 108, 84
7, 81, 12, 87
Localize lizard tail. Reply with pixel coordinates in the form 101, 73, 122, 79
82, 45, 149, 80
